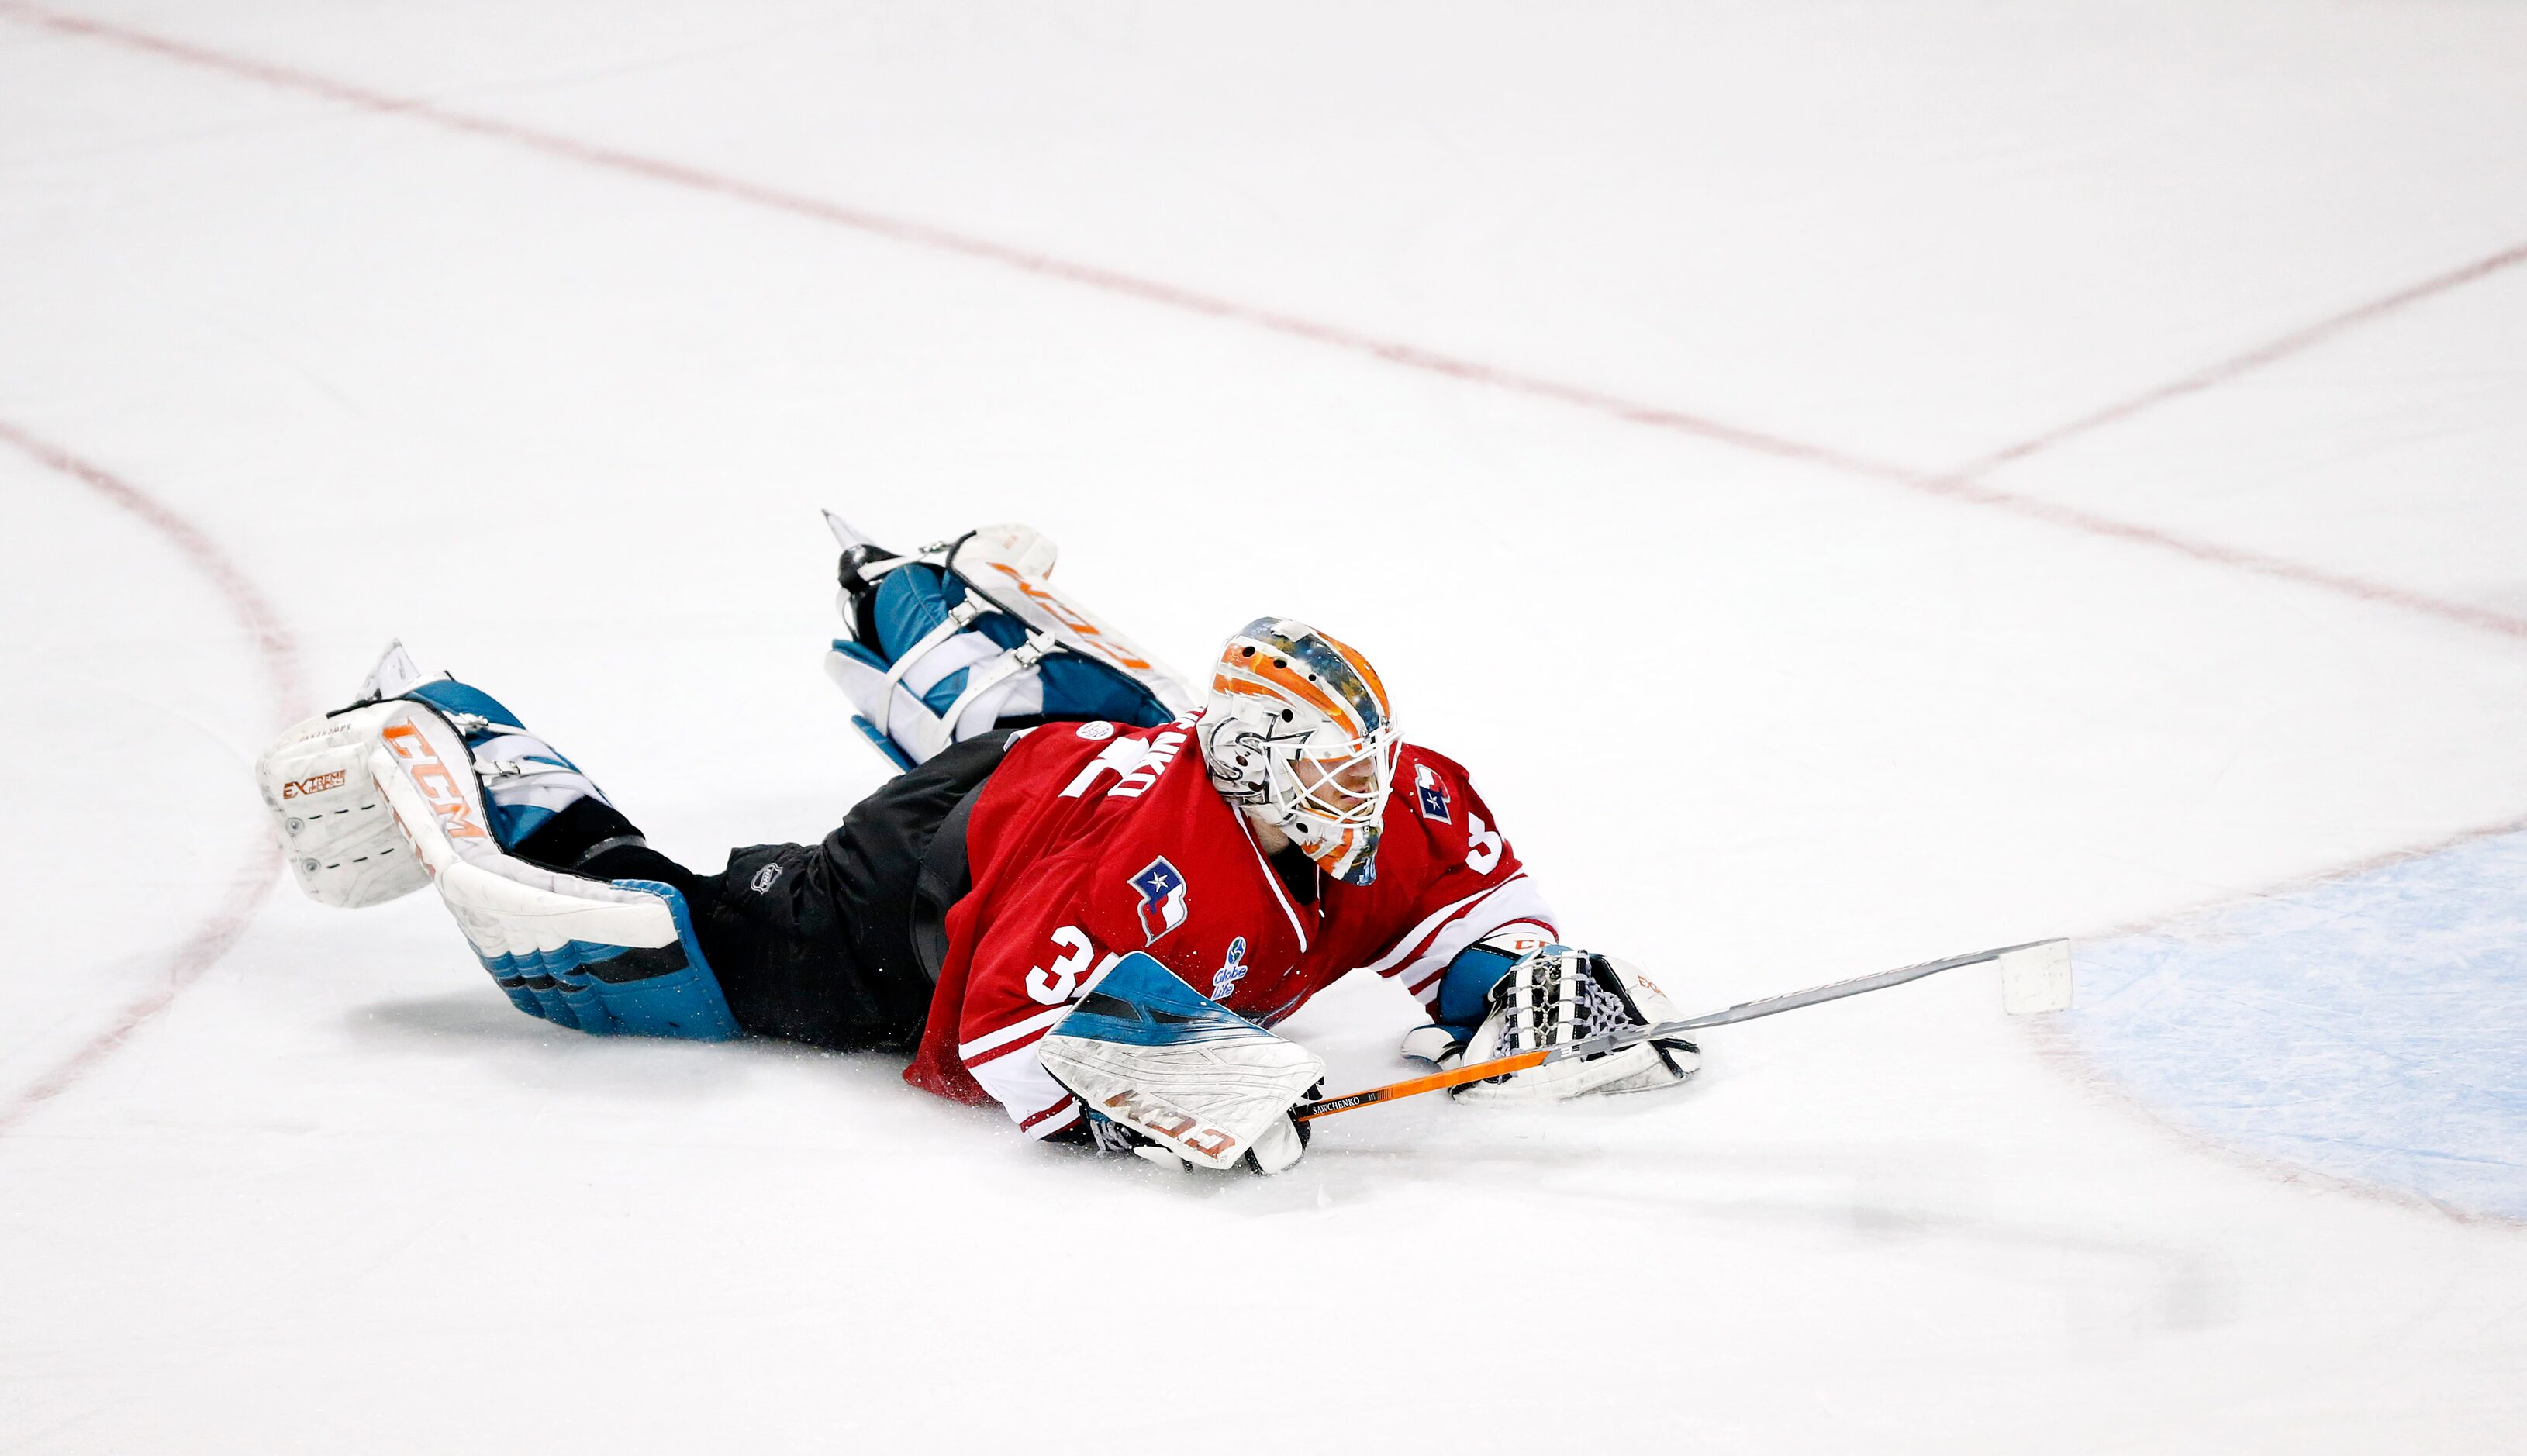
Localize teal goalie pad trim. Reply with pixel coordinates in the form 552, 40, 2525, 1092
1055, 951, 1268, 1049
397, 678, 604, 850
874, 566, 1177, 728
851, 713, 920, 771
475, 880, 741, 1041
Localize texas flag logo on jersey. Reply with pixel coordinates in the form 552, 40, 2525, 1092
1129, 857, 1190, 944
1414, 762, 1452, 823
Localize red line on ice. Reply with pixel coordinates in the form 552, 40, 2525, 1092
0, 855, 276, 1137
0, 420, 305, 1135
1940, 241, 2527, 483
1890, 469, 2527, 642
6, 3, 2527, 647
1900, 237, 2527, 642
0, 423, 306, 711
0, 2, 1899, 485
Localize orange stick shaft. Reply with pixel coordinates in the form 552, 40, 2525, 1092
1291, 1048, 1552, 1120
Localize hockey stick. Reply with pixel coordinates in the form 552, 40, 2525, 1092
1291, 937, 2070, 1121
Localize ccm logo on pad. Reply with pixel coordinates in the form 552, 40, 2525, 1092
1100, 1088, 1237, 1161
381, 716, 488, 840
282, 770, 347, 799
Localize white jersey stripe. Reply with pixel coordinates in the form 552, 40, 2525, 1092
1383, 881, 1560, 1006
1405, 916, 1556, 995
1362, 872, 1537, 975
971, 1042, 1080, 1129
1236, 811, 1310, 954
1025, 1102, 1083, 1140
959, 1002, 1075, 1062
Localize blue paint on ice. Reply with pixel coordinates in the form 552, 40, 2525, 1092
2065, 830, 2527, 1220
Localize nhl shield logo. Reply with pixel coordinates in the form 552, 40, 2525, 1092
1129, 857, 1190, 944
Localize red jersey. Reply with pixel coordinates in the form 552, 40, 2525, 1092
903, 720, 1556, 1138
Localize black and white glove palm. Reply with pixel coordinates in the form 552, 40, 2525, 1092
1401, 937, 1700, 1102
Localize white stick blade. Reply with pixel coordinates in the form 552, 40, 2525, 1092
1999, 938, 2073, 1014
822, 509, 872, 550
357, 638, 430, 702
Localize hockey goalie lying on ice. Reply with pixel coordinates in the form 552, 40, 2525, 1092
254, 521, 1699, 1173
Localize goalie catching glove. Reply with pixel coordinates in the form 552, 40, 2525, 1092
1037, 952, 1324, 1174
1400, 932, 1700, 1102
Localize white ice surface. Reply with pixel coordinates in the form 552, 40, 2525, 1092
4, 2, 2527, 1451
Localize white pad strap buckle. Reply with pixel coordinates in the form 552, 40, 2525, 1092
903, 630, 1054, 761
471, 755, 578, 781
872, 599, 986, 738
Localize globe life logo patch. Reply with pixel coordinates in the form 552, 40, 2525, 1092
1210, 936, 1249, 1000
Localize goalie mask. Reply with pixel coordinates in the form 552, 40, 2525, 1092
1199, 617, 1397, 885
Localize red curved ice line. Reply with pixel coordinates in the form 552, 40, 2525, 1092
0, 422, 306, 712
0, 851, 278, 1136
0, 420, 306, 1134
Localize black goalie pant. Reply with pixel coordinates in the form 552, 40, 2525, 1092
514, 733, 1014, 1054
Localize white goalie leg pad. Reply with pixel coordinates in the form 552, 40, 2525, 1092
1453, 949, 1700, 1104
368, 705, 664, 950
823, 519, 1200, 769
947, 526, 1196, 719
366, 702, 740, 1038
824, 632, 1047, 766
257, 701, 434, 909
1037, 953, 1324, 1171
